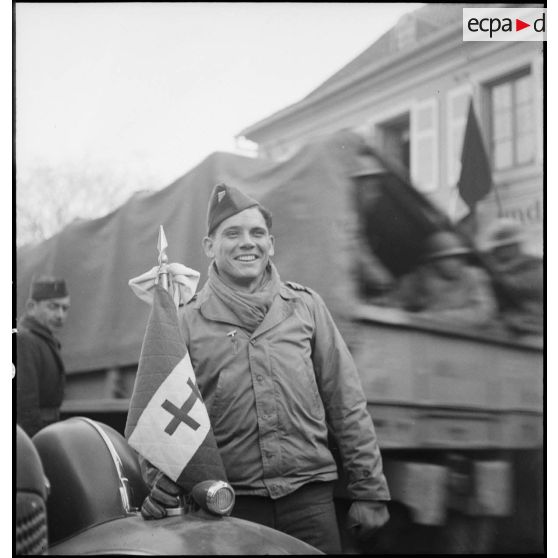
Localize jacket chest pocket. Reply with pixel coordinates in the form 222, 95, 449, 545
206, 362, 255, 428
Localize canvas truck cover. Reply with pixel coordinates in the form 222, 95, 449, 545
16, 130, 451, 373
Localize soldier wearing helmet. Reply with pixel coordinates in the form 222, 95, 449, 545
16, 276, 70, 437
482, 219, 543, 336
392, 230, 498, 327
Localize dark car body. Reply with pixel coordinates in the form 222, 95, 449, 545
16, 418, 321, 555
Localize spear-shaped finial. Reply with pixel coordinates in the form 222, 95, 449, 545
157, 225, 169, 291
158, 225, 168, 266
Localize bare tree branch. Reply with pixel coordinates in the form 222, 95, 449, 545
16, 160, 160, 247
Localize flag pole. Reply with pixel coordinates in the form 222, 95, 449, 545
155, 225, 189, 515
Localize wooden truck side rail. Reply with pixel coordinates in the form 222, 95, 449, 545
351, 304, 543, 451
61, 304, 543, 451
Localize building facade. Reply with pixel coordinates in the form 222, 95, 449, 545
237, 5, 544, 255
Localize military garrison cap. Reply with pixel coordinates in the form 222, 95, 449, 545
30, 276, 69, 301
207, 183, 261, 235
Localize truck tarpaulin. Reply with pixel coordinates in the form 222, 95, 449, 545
17, 130, 396, 373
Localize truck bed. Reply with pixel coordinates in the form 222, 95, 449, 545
351, 304, 543, 450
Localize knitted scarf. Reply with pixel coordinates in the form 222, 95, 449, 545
207, 261, 282, 333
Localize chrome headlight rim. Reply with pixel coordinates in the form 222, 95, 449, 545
193, 479, 236, 516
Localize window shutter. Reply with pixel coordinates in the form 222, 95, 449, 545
531, 57, 543, 164
411, 97, 439, 193
446, 85, 473, 188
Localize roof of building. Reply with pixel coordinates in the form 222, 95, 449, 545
238, 3, 515, 139
302, 3, 466, 103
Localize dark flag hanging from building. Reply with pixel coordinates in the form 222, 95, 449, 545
457, 100, 493, 210
125, 283, 227, 492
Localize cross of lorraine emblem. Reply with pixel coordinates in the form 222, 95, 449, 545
217, 191, 226, 203
161, 377, 203, 435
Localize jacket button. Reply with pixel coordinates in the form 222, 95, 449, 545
250, 339, 256, 345
257, 375, 264, 382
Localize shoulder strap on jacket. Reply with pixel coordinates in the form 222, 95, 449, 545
285, 281, 312, 294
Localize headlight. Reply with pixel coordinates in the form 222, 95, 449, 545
192, 480, 235, 516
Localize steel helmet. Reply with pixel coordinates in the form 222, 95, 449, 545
423, 230, 471, 261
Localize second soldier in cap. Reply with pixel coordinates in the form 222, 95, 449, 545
16, 276, 71, 437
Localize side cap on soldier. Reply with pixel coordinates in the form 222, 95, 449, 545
207, 183, 263, 236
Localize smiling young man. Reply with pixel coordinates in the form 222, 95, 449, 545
16, 276, 71, 437
140, 183, 390, 553
202, 200, 275, 293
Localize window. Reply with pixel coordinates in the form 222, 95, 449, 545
489, 70, 534, 170
376, 114, 411, 173
410, 97, 439, 193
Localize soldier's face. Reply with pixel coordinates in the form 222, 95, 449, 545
29, 296, 71, 332
203, 207, 275, 291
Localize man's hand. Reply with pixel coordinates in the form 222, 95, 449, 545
140, 474, 183, 520
347, 501, 390, 541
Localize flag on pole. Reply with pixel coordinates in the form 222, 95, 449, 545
457, 100, 493, 210
125, 283, 227, 492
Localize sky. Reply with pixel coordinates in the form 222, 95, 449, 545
15, 2, 424, 190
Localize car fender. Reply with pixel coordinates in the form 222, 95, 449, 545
49, 512, 323, 555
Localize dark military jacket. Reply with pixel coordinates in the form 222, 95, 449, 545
16, 315, 66, 437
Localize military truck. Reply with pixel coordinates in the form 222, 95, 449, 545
16, 130, 543, 553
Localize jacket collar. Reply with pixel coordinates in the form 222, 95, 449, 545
19, 315, 61, 349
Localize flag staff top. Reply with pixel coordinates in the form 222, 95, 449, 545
157, 225, 169, 291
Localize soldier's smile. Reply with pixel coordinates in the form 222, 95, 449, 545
235, 254, 259, 262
